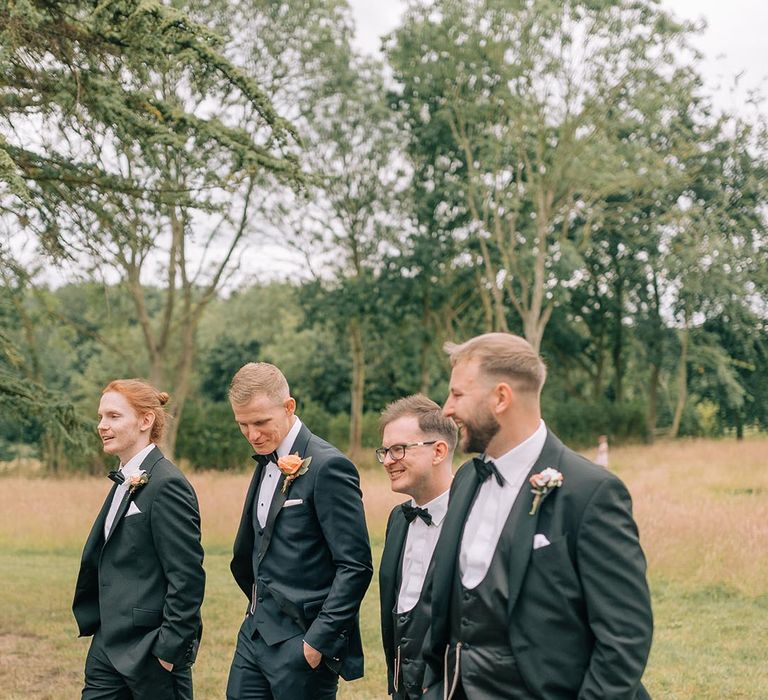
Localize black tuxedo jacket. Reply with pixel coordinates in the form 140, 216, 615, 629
379, 502, 435, 698
423, 431, 653, 700
230, 422, 373, 681
73, 447, 205, 676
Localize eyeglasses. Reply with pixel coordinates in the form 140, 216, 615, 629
375, 441, 438, 463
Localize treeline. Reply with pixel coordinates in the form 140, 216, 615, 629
1, 0, 767, 472
1, 276, 766, 471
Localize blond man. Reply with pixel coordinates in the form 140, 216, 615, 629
226, 363, 372, 700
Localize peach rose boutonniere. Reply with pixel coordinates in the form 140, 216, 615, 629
277, 453, 312, 494
128, 470, 150, 494
528, 468, 564, 515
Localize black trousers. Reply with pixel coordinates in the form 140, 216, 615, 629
82, 630, 192, 700
226, 621, 338, 700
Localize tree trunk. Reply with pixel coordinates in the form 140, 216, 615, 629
612, 283, 624, 403
418, 292, 432, 394
348, 318, 365, 459
644, 271, 664, 443
475, 270, 494, 332
646, 362, 660, 443
669, 325, 690, 438
162, 318, 198, 460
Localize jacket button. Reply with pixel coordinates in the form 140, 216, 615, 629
258, 529, 264, 536
257, 596, 263, 603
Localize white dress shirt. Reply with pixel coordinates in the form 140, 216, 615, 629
397, 489, 450, 613
104, 442, 155, 540
459, 421, 547, 588
256, 417, 304, 528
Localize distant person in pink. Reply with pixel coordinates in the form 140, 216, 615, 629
595, 434, 609, 468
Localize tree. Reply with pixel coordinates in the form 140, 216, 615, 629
388, 0, 698, 351
1, 0, 303, 454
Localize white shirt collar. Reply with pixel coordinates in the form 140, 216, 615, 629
120, 443, 155, 478
487, 420, 547, 485
277, 417, 303, 459
412, 488, 450, 527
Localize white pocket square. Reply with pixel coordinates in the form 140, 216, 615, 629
125, 502, 142, 517
533, 533, 551, 550
282, 498, 304, 508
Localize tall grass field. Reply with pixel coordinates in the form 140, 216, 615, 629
1, 438, 767, 699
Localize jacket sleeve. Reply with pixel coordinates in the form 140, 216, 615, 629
149, 476, 206, 666
303, 455, 373, 660
577, 477, 653, 699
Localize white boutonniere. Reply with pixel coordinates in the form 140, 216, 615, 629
277, 453, 312, 494
127, 470, 150, 494
528, 468, 564, 515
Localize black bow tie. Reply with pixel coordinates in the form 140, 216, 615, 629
254, 451, 279, 468
401, 503, 433, 526
107, 469, 125, 485
473, 457, 504, 486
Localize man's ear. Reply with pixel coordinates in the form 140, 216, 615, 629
493, 382, 514, 414
284, 397, 297, 415
139, 411, 155, 434
433, 440, 449, 464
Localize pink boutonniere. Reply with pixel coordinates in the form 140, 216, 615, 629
277, 453, 312, 494
528, 468, 564, 515
128, 470, 150, 494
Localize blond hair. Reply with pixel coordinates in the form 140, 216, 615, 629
228, 362, 290, 405
379, 394, 458, 450
444, 332, 547, 394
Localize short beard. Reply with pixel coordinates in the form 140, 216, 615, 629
461, 409, 500, 454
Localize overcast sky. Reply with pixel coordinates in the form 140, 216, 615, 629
348, 0, 768, 115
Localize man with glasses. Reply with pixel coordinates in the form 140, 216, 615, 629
377, 395, 457, 699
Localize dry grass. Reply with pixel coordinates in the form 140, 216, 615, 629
1, 438, 768, 698
2, 438, 766, 595
610, 438, 768, 596
0, 467, 403, 553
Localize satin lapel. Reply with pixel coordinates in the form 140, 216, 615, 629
104, 447, 164, 546
430, 463, 482, 611
83, 482, 117, 561
257, 473, 288, 559
380, 508, 409, 612
257, 423, 312, 560
506, 431, 565, 616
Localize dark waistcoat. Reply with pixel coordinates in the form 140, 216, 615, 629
448, 506, 533, 698
247, 478, 305, 645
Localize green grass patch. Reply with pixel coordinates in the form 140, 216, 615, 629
1, 550, 767, 698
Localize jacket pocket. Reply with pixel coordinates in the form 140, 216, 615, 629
133, 607, 162, 628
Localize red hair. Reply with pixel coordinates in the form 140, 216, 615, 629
102, 379, 170, 443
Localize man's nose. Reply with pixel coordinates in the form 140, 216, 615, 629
443, 398, 454, 417
246, 426, 261, 442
